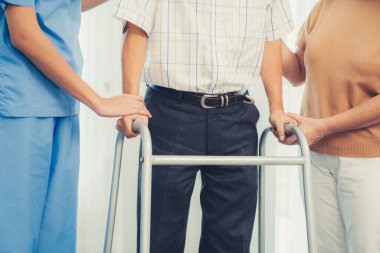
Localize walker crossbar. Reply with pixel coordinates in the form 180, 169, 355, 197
103, 119, 318, 253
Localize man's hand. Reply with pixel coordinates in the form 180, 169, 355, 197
283, 112, 329, 145
269, 109, 297, 142
116, 114, 149, 139
93, 94, 151, 118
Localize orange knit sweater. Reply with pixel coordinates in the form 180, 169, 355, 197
297, 0, 380, 157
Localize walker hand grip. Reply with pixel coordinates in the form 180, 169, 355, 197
132, 118, 146, 133
115, 118, 145, 135
259, 123, 317, 253
284, 122, 297, 136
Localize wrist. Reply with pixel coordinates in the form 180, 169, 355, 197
269, 104, 285, 114
122, 81, 140, 95
318, 118, 333, 137
88, 93, 103, 114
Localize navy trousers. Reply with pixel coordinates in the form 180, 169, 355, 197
139, 86, 259, 253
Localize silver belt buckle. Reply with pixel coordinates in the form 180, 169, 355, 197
200, 94, 218, 109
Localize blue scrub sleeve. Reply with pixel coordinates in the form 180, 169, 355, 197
0, 0, 35, 10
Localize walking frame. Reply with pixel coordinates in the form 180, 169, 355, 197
103, 119, 318, 253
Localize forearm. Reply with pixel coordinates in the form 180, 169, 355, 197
281, 40, 306, 86
17, 36, 100, 109
322, 95, 380, 135
6, 6, 100, 110
82, 0, 109, 12
260, 40, 297, 141
261, 40, 284, 113
122, 23, 148, 95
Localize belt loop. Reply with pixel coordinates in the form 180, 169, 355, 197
220, 95, 225, 107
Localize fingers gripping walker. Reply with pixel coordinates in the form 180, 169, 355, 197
103, 119, 318, 253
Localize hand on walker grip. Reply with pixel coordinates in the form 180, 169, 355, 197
116, 115, 149, 139
269, 110, 298, 142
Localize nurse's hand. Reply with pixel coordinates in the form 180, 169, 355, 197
94, 94, 151, 118
283, 113, 329, 146
116, 114, 149, 139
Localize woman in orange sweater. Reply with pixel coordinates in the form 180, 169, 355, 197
282, 1, 380, 252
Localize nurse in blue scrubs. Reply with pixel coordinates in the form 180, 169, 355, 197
0, 1, 150, 252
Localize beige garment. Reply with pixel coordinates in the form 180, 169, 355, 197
310, 152, 380, 253
297, 0, 380, 157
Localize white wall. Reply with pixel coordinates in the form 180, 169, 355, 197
77, 1, 316, 252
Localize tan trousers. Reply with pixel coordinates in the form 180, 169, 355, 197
310, 151, 380, 253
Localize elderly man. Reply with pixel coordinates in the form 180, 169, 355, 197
116, 1, 294, 252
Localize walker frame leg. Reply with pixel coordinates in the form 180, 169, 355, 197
138, 123, 153, 253
295, 127, 317, 253
258, 126, 317, 253
258, 128, 272, 253
103, 133, 125, 253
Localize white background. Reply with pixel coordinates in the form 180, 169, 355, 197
77, 1, 316, 252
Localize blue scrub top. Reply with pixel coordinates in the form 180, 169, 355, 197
0, 0, 82, 117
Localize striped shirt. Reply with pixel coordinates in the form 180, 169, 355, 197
114, 0, 294, 94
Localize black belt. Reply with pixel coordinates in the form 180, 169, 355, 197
148, 85, 254, 109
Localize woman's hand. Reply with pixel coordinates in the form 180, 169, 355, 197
284, 112, 330, 145
93, 94, 151, 118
